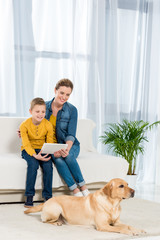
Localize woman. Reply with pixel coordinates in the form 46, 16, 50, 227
45, 79, 89, 196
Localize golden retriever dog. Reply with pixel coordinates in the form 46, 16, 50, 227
24, 178, 145, 235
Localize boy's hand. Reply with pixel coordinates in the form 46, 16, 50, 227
33, 151, 51, 161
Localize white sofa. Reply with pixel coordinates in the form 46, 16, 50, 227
0, 117, 129, 203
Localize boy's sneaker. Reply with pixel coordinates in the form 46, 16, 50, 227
24, 196, 33, 208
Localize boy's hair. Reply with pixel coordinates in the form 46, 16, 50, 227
30, 97, 46, 110
55, 79, 73, 91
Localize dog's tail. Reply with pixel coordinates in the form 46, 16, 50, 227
24, 203, 44, 214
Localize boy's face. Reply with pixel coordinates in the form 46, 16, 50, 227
29, 104, 46, 124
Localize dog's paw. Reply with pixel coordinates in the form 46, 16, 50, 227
47, 219, 63, 226
131, 228, 146, 235
119, 229, 134, 235
54, 220, 63, 226
140, 229, 146, 234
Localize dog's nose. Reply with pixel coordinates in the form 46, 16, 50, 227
130, 189, 135, 198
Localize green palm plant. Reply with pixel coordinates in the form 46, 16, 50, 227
100, 119, 160, 175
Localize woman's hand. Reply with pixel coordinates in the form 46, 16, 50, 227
54, 150, 62, 158
33, 151, 51, 161
60, 148, 69, 158
54, 148, 69, 158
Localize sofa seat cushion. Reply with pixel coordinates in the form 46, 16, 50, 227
78, 152, 129, 184
0, 153, 41, 189
0, 152, 128, 190
0, 153, 66, 190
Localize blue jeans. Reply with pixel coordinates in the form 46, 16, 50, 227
22, 149, 53, 199
52, 145, 85, 190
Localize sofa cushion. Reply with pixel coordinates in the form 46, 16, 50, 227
0, 153, 67, 190
76, 119, 97, 153
78, 152, 129, 183
0, 152, 128, 190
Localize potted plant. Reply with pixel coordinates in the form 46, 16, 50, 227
100, 119, 160, 176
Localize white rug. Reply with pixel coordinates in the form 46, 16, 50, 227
0, 198, 160, 240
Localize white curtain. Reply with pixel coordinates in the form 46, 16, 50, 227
102, 0, 160, 185
0, 0, 16, 114
0, 0, 160, 184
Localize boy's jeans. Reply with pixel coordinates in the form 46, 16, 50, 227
52, 144, 85, 190
22, 149, 53, 199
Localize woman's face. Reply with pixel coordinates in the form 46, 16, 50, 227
54, 86, 72, 106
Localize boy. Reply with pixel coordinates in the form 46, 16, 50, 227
20, 97, 54, 207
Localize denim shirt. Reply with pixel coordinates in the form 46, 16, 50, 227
45, 98, 80, 146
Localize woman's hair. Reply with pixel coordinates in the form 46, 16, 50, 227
30, 97, 46, 110
55, 79, 73, 91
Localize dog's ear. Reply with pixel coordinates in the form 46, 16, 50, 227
103, 182, 113, 197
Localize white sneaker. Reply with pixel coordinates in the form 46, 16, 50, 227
74, 191, 83, 197
81, 189, 90, 196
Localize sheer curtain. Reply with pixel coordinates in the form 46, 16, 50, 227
32, 0, 93, 119
0, 0, 160, 184
0, 0, 16, 115
100, 0, 160, 185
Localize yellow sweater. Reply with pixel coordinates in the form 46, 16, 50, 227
20, 118, 54, 156
49, 114, 57, 143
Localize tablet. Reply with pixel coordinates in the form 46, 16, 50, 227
41, 143, 68, 154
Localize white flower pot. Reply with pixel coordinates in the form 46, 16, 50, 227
125, 175, 138, 189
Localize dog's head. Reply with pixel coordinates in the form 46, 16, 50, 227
103, 178, 135, 200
